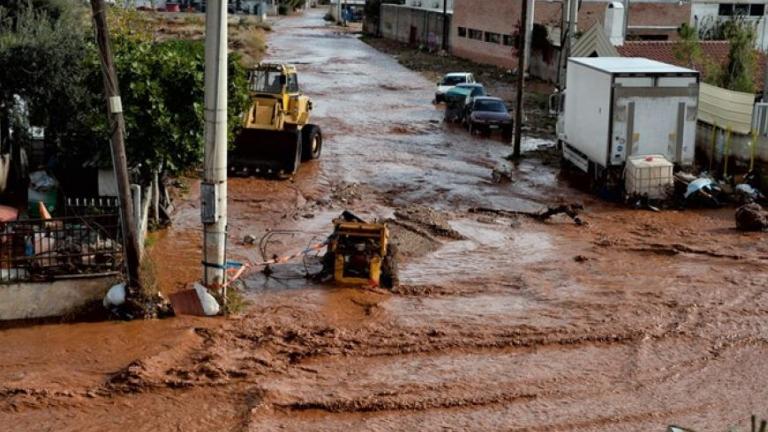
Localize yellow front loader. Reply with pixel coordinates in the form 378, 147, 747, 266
230, 63, 322, 178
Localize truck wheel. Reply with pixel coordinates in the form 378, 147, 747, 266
301, 124, 322, 161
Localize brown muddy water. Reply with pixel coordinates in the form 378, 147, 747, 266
2, 10, 768, 432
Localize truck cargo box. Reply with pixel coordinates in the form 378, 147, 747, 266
558, 58, 699, 175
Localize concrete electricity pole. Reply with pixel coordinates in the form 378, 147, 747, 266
523, 0, 534, 72
89, 0, 143, 292
513, 0, 529, 158
201, 0, 228, 292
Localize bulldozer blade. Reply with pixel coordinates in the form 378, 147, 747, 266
230, 129, 301, 177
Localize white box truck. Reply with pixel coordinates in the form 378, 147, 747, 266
552, 58, 699, 187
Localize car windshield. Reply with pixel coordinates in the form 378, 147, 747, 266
475, 100, 507, 113
250, 70, 284, 93
471, 87, 486, 97
441, 75, 467, 85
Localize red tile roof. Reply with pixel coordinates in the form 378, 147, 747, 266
617, 40, 766, 91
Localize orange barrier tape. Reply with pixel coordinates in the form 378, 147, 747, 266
223, 241, 328, 289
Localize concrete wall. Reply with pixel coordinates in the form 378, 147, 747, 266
0, 275, 119, 320
380, 4, 452, 49
696, 123, 768, 181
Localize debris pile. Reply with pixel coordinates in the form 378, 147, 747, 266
735, 203, 768, 232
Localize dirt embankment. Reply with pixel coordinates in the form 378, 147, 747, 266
142, 12, 270, 65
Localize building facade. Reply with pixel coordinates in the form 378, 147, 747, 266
450, 0, 693, 71
692, 0, 768, 50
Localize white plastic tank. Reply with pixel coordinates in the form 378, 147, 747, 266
624, 154, 674, 199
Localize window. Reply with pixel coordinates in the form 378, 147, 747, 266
719, 3, 767, 17
250, 70, 283, 93
484, 32, 501, 44
458, 27, 467, 37
286, 74, 299, 93
468, 29, 483, 40
735, 3, 749, 15
503, 34, 517, 47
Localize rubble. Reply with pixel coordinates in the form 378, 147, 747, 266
735, 203, 768, 231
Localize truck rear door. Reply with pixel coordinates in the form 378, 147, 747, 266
611, 76, 698, 166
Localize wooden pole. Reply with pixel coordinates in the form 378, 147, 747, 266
724, 126, 732, 178
709, 122, 717, 171
89, 0, 143, 292
442, 0, 448, 51
513, 0, 529, 157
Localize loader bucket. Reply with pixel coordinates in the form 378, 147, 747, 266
229, 128, 302, 178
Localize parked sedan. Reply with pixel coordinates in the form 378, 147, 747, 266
444, 83, 486, 123
434, 72, 475, 103
465, 97, 513, 140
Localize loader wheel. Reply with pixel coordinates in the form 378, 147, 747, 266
380, 244, 399, 289
301, 124, 322, 161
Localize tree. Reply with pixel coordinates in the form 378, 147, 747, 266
0, 1, 250, 187
76, 34, 250, 181
0, 2, 92, 165
674, 23, 702, 68
721, 19, 757, 93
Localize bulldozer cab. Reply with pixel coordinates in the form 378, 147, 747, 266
244, 64, 310, 130
249, 64, 301, 96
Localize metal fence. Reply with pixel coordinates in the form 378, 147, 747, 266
0, 214, 123, 283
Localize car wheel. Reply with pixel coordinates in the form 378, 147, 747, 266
502, 126, 513, 141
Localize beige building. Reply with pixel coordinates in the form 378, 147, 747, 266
450, 0, 693, 71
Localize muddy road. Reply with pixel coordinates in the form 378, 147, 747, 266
2, 10, 768, 432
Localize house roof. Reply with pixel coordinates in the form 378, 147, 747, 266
616, 40, 766, 91
571, 22, 619, 57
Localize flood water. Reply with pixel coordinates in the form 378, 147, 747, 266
1, 9, 767, 432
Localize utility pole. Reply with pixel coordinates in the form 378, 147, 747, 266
513, 0, 529, 158
556, 0, 568, 89
523, 0, 534, 72
568, 0, 577, 57
623, 0, 630, 41
442, 0, 448, 51
201, 0, 228, 294
89, 0, 143, 292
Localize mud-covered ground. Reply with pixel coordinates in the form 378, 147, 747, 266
2, 10, 768, 432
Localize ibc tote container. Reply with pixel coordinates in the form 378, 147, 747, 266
624, 154, 674, 199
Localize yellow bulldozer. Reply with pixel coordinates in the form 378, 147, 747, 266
230, 63, 322, 178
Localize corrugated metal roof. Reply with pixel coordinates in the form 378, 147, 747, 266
570, 57, 699, 74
